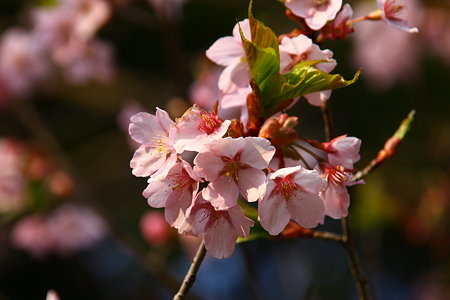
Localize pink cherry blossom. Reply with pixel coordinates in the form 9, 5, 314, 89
0, 29, 50, 97
194, 137, 275, 210
323, 135, 361, 169
285, 0, 343, 31
173, 104, 231, 153
140, 211, 172, 246
319, 163, 361, 219
129, 108, 178, 177
46, 204, 109, 256
183, 193, 254, 259
259, 166, 326, 235
353, 2, 420, 90
11, 215, 54, 259
53, 39, 115, 84
378, 0, 418, 33
143, 160, 201, 229
279, 34, 336, 106
46, 290, 60, 300
206, 19, 251, 95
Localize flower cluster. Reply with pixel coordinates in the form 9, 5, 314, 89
0, 0, 114, 101
130, 0, 418, 259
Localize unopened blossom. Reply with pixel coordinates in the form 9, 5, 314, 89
47, 204, 108, 256
140, 211, 172, 246
377, 0, 418, 33
143, 160, 202, 229
0, 29, 50, 97
206, 19, 251, 95
129, 108, 178, 177
279, 34, 336, 106
319, 163, 360, 219
183, 193, 254, 259
194, 137, 275, 209
323, 135, 361, 169
259, 166, 326, 235
173, 104, 231, 153
285, 0, 343, 31
54, 40, 115, 84
11, 215, 54, 259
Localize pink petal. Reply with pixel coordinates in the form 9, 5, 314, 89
143, 180, 170, 208
206, 37, 245, 67
237, 168, 267, 202
287, 191, 325, 228
304, 90, 331, 106
227, 204, 254, 238
204, 216, 237, 259
259, 183, 291, 235
232, 19, 251, 42
321, 182, 350, 219
202, 177, 239, 210
130, 146, 167, 177
240, 137, 276, 169
129, 112, 165, 145
156, 107, 175, 132
293, 167, 327, 195
193, 151, 224, 181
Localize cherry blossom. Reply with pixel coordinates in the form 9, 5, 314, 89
0, 29, 50, 97
319, 163, 361, 219
46, 204, 109, 256
194, 137, 275, 210
279, 34, 336, 106
143, 160, 201, 229
140, 211, 172, 246
285, 0, 343, 31
206, 19, 251, 96
173, 104, 231, 153
323, 135, 361, 169
129, 108, 178, 177
183, 193, 254, 259
378, 0, 418, 33
259, 166, 326, 235
318, 3, 354, 41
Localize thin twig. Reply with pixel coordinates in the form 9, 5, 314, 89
311, 230, 346, 243
174, 240, 207, 300
341, 217, 372, 300
320, 101, 371, 300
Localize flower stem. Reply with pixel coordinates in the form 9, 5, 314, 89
174, 240, 207, 300
320, 101, 371, 300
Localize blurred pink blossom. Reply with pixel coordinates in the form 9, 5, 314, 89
140, 211, 172, 246
285, 0, 343, 31
377, 0, 418, 33
12, 215, 54, 259
46, 204, 108, 256
147, 0, 187, 21
0, 29, 50, 97
352, 1, 422, 90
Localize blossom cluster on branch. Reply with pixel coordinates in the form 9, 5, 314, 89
129, 0, 418, 259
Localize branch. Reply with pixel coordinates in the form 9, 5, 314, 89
320, 101, 372, 300
353, 110, 415, 181
174, 240, 207, 300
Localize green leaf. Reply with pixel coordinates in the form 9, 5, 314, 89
240, 1, 361, 118
394, 110, 415, 139
239, 0, 280, 86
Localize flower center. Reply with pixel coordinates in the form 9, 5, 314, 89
219, 153, 249, 183
384, 0, 405, 20
322, 165, 349, 184
198, 111, 223, 135
271, 174, 301, 200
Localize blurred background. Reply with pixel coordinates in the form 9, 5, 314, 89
0, 0, 449, 299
